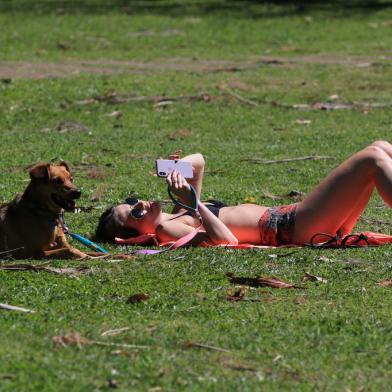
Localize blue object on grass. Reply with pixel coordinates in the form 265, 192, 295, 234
69, 233, 109, 254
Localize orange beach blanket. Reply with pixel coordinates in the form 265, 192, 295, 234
116, 231, 392, 249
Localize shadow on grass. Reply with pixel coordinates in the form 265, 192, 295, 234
1, 0, 392, 17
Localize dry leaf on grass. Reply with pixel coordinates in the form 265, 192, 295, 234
53, 120, 90, 133
359, 216, 390, 226
0, 263, 43, 272
127, 29, 184, 38
106, 110, 123, 118
56, 42, 72, 50
52, 332, 92, 348
328, 94, 340, 101
226, 287, 246, 301
294, 119, 311, 125
219, 357, 259, 372
0, 263, 92, 276
0, 373, 16, 380
218, 80, 256, 91
90, 184, 108, 202
108, 379, 120, 389
46, 267, 93, 276
226, 273, 304, 289
127, 293, 149, 304
225, 90, 258, 106
286, 190, 307, 200
149, 387, 163, 392
0, 303, 35, 313
101, 327, 130, 337
226, 287, 266, 302
261, 189, 306, 201
183, 341, 230, 353
74, 206, 96, 213
0, 246, 25, 257
261, 296, 279, 303
242, 155, 334, 164
92, 92, 128, 104
167, 128, 193, 140
293, 296, 306, 305
53, 332, 148, 350
154, 100, 173, 108
243, 196, 257, 203
86, 167, 108, 180
2, 164, 28, 174
377, 279, 392, 287
111, 350, 137, 358
73, 162, 101, 171
303, 272, 328, 283
276, 101, 392, 111
318, 256, 333, 262
195, 292, 208, 301
339, 258, 365, 266
83, 92, 212, 106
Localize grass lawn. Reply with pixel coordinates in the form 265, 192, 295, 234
1, 1, 392, 390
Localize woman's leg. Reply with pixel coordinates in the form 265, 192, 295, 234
370, 140, 392, 158
336, 140, 392, 235
292, 141, 392, 244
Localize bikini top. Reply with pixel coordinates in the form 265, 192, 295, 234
180, 199, 227, 218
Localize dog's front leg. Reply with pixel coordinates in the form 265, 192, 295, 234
41, 247, 90, 259
54, 229, 72, 248
46, 228, 93, 259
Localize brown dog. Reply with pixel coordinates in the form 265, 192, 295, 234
0, 162, 92, 259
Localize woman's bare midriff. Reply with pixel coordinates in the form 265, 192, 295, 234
174, 204, 269, 244
219, 204, 268, 243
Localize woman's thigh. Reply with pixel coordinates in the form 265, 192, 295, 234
291, 146, 386, 243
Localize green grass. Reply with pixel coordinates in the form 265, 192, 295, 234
1, 1, 392, 391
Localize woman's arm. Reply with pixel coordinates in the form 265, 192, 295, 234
179, 153, 205, 199
197, 202, 238, 245
166, 170, 238, 245
169, 151, 205, 199
169, 152, 205, 214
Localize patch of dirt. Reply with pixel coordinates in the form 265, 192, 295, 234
1, 55, 392, 79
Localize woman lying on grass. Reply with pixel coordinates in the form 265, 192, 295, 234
95, 141, 392, 247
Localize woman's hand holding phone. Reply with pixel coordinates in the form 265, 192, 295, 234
166, 170, 195, 206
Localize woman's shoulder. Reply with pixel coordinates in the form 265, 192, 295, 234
156, 216, 198, 242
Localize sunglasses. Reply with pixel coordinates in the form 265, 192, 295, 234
125, 197, 145, 219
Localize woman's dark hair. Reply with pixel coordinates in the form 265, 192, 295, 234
93, 206, 139, 243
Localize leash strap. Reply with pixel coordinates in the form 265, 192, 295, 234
305, 232, 370, 248
59, 213, 109, 254
132, 185, 202, 255
167, 186, 198, 213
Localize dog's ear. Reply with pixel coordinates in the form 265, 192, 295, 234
59, 160, 72, 175
29, 163, 50, 182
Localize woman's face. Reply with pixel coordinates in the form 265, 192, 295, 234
112, 200, 162, 235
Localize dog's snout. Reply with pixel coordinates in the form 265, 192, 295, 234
71, 189, 82, 199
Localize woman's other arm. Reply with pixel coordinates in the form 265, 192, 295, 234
197, 202, 238, 245
179, 153, 205, 199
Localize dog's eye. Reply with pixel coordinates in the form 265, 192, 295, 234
54, 178, 64, 184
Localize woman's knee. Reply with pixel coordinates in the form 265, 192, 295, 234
360, 145, 390, 174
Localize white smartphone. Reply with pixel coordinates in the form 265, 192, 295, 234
155, 159, 194, 179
